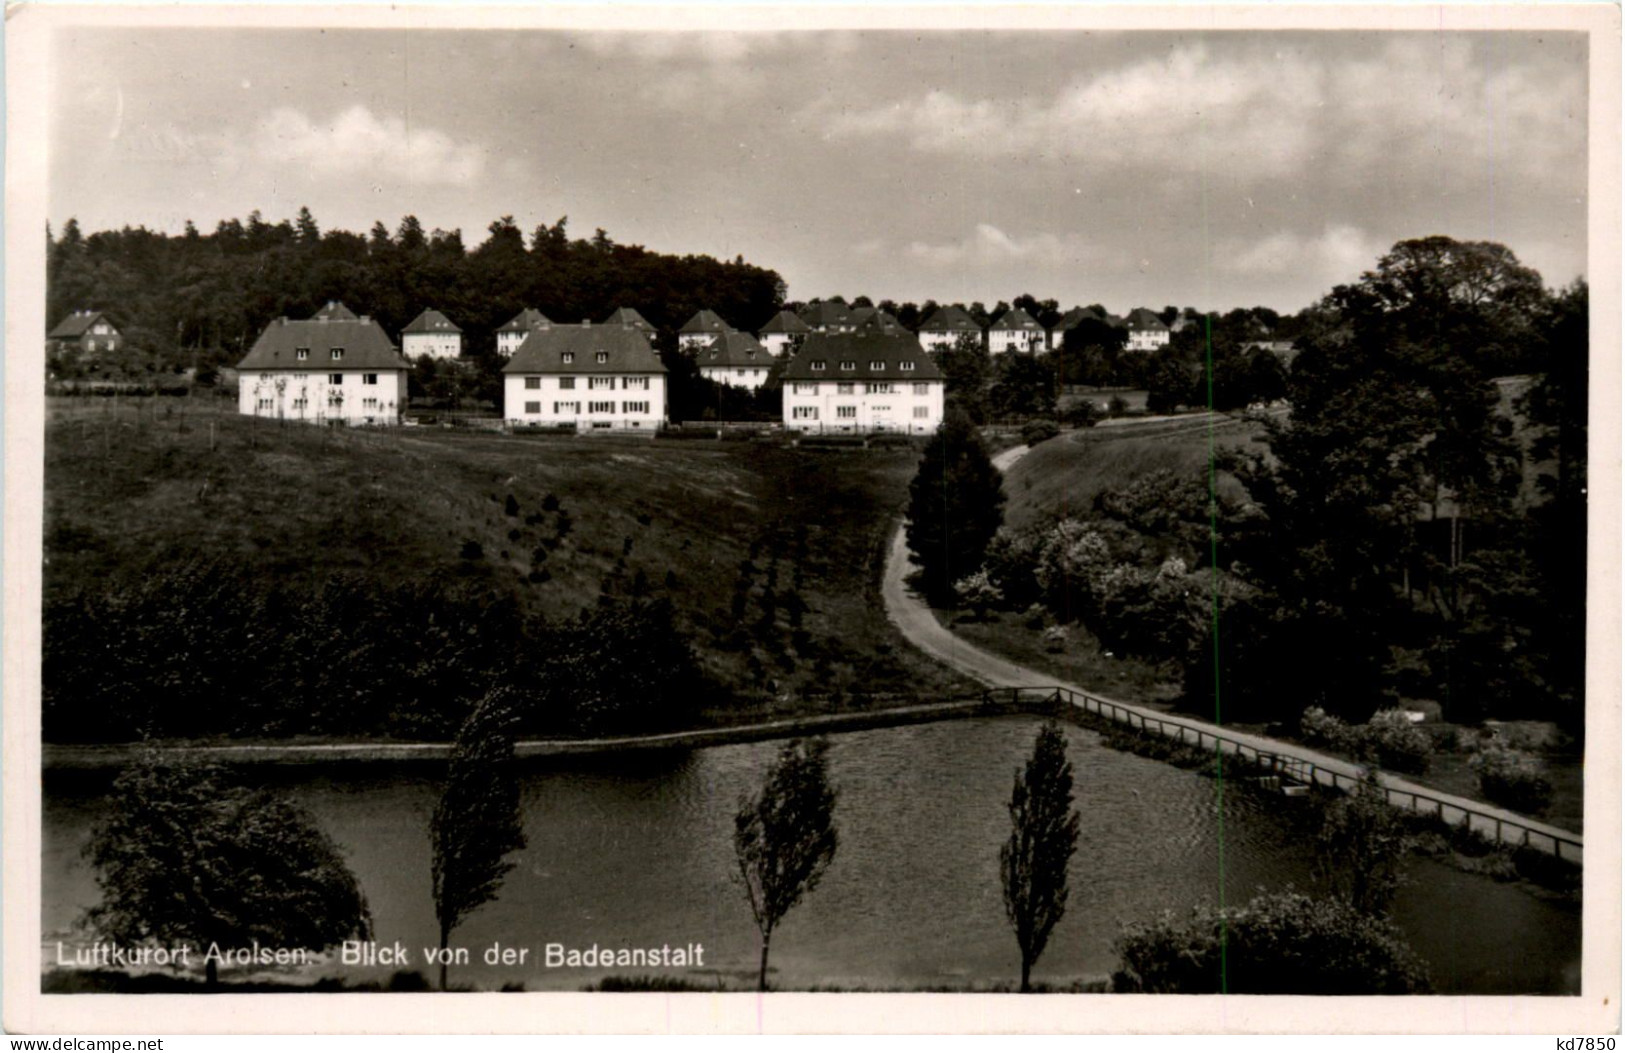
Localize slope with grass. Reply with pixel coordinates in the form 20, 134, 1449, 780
44, 398, 975, 741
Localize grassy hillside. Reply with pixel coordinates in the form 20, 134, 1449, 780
44, 398, 976, 738
1001, 416, 1270, 532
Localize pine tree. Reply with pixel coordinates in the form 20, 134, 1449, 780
905, 405, 1006, 604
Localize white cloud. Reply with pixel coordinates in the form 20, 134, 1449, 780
818, 38, 1584, 190
253, 105, 484, 186
904, 223, 1104, 270
1218, 224, 1384, 285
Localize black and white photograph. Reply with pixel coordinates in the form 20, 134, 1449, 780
3, 3, 1619, 1036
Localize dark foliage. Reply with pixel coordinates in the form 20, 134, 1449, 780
905, 407, 1006, 603
1000, 721, 1081, 992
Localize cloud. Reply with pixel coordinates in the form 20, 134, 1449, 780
817, 38, 1584, 190
903, 223, 1104, 270
253, 105, 485, 185
1217, 224, 1385, 286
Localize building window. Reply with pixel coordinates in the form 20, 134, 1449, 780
737, 369, 747, 377
525, 377, 541, 390
840, 360, 855, 371
363, 398, 379, 411
622, 401, 649, 414
837, 382, 854, 394
914, 382, 931, 395
596, 352, 609, 363
526, 401, 541, 414
559, 377, 575, 390
257, 398, 272, 410
793, 406, 819, 420
873, 406, 890, 413
296, 348, 310, 361
590, 401, 615, 414
836, 406, 856, 419
914, 406, 929, 419
293, 398, 308, 410
870, 361, 885, 371
590, 377, 615, 390
793, 382, 817, 394
555, 401, 580, 414
810, 360, 826, 372
562, 352, 575, 364
331, 348, 344, 360
364, 374, 378, 385
329, 374, 343, 385
901, 361, 916, 372
866, 382, 895, 394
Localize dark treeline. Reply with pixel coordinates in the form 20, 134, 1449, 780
46, 210, 785, 373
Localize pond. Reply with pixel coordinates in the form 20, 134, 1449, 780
42, 717, 1581, 993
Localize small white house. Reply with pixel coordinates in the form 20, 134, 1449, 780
988, 307, 1046, 355
48, 310, 123, 357
917, 305, 983, 354
757, 310, 811, 356
677, 309, 732, 351
781, 330, 944, 434
1125, 308, 1172, 351
504, 323, 668, 431
237, 314, 409, 426
401, 309, 463, 360
496, 308, 553, 357
697, 330, 775, 390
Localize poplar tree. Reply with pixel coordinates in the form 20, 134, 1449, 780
1001, 721, 1081, 992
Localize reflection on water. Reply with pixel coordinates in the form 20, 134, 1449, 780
42, 718, 1581, 993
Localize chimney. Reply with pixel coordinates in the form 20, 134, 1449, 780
581, 320, 591, 328
278, 317, 287, 325
359, 315, 370, 323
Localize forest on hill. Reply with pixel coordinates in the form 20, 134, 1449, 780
45, 210, 786, 373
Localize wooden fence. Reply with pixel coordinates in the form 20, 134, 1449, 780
982, 686, 1583, 864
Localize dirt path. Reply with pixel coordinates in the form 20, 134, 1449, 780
880, 441, 1584, 854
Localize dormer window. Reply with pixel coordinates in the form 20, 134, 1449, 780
330, 348, 344, 361
562, 352, 575, 364
596, 352, 608, 364
870, 360, 885, 371
840, 360, 855, 371
296, 348, 310, 361
901, 360, 916, 371
810, 360, 827, 372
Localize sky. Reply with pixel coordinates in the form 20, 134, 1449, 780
49, 25, 1589, 315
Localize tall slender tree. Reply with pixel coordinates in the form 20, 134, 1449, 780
1001, 721, 1081, 993
430, 689, 527, 991
734, 737, 839, 991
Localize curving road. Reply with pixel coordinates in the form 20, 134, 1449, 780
880, 442, 1584, 858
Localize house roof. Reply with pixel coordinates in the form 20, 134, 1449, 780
1126, 308, 1169, 331
49, 310, 116, 338
918, 305, 982, 333
503, 324, 668, 375
237, 317, 409, 372
679, 309, 731, 334
991, 307, 1044, 332
498, 308, 553, 334
1053, 306, 1106, 331
311, 301, 359, 321
780, 331, 943, 382
600, 307, 655, 333
697, 330, 771, 369
759, 310, 812, 335
402, 308, 463, 335
853, 310, 908, 336
798, 301, 852, 329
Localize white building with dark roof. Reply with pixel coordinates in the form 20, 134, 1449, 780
781, 330, 945, 434
697, 330, 775, 390
496, 308, 553, 357
503, 323, 667, 431
677, 309, 732, 351
989, 307, 1046, 355
237, 313, 409, 426
757, 310, 812, 356
917, 305, 984, 353
401, 308, 463, 360
48, 310, 122, 357
798, 301, 856, 334
1125, 308, 1172, 351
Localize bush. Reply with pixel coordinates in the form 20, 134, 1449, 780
1299, 706, 1351, 751
1470, 743, 1553, 815
1112, 890, 1431, 994
1363, 709, 1432, 775
1042, 625, 1069, 653
1020, 419, 1060, 446
1061, 401, 1100, 428
953, 569, 1003, 620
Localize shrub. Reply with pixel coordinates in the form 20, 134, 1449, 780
1020, 419, 1060, 447
1042, 625, 1069, 653
1470, 743, 1553, 815
1299, 706, 1351, 751
1112, 890, 1431, 994
1033, 519, 1112, 621
1363, 709, 1432, 775
953, 569, 1003, 620
1061, 401, 1100, 428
